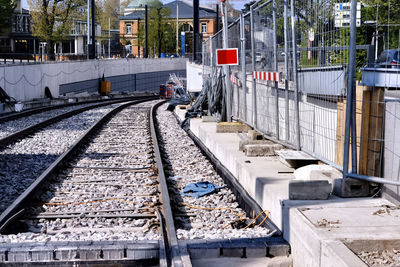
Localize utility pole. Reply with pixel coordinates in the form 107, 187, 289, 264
90, 0, 96, 59
221, 1, 231, 122
109, 17, 111, 58
87, 0, 90, 59
193, 0, 199, 61
176, 2, 179, 56
145, 5, 148, 58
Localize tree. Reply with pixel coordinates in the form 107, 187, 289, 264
28, 0, 85, 59
137, 1, 173, 57
97, 0, 120, 31
0, 0, 17, 30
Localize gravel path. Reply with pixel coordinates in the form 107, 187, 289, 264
0, 103, 124, 214
156, 104, 272, 240
0, 101, 161, 243
358, 249, 400, 266
0, 103, 98, 139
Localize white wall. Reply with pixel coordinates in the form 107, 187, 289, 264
0, 58, 187, 101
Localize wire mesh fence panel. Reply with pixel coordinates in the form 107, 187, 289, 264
201, 0, 400, 196
292, 0, 354, 165
227, 20, 241, 118
252, 2, 278, 138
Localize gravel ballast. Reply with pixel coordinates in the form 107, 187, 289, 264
156, 104, 272, 240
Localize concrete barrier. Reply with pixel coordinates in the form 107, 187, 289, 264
0, 58, 187, 101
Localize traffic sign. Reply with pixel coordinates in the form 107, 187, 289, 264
216, 48, 239, 66
334, 2, 361, 28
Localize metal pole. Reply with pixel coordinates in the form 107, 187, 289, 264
108, 17, 111, 58
221, 2, 232, 122
176, 3, 179, 56
90, 0, 95, 59
343, 0, 358, 177
250, 5, 257, 127
240, 14, 247, 121
87, 0, 90, 59
145, 5, 148, 58
273, 0, 279, 140
193, 0, 199, 61
284, 0, 289, 142
290, 0, 301, 150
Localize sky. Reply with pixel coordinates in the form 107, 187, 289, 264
21, 0, 246, 10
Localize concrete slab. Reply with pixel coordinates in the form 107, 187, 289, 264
186, 116, 400, 267
191, 256, 292, 267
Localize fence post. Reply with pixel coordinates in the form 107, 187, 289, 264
250, 4, 257, 127
290, 0, 301, 150
273, 0, 279, 140
221, 2, 232, 122
343, 0, 358, 177
240, 14, 247, 121
284, 0, 290, 142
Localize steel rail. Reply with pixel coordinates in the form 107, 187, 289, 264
0, 95, 152, 123
150, 101, 184, 267
0, 98, 153, 233
0, 95, 158, 149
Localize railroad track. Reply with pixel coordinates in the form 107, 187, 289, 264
0, 100, 290, 266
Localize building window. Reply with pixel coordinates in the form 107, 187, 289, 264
126, 23, 132, 35
201, 23, 207, 33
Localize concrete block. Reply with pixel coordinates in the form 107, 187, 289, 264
244, 144, 284, 157
294, 164, 342, 181
221, 248, 244, 257
246, 247, 267, 257
268, 244, 290, 257
0, 248, 7, 261
202, 116, 216, 122
102, 245, 125, 260
239, 140, 274, 151
289, 180, 332, 200
216, 122, 251, 133
78, 246, 102, 260
31, 246, 54, 261
333, 178, 369, 197
8, 247, 31, 262
189, 248, 220, 259
247, 130, 262, 140
54, 247, 78, 260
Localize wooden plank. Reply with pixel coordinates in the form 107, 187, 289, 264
359, 90, 371, 175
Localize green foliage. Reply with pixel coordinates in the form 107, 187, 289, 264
137, 1, 175, 57
0, 0, 17, 30
28, 0, 85, 57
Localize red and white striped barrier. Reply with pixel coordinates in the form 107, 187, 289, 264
252, 71, 281, 82
230, 75, 242, 86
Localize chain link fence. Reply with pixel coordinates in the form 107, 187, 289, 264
201, 0, 400, 201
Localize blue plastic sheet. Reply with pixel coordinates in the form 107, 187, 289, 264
181, 182, 221, 198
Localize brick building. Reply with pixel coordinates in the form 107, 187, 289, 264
119, 0, 218, 57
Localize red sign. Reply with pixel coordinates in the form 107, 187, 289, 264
216, 48, 239, 66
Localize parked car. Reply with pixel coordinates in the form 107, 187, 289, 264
375, 49, 400, 68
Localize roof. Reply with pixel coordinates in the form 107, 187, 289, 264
120, 0, 217, 20
126, 0, 158, 9
164, 0, 216, 19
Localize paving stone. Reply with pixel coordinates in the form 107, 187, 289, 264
244, 144, 284, 157
216, 122, 251, 133
189, 248, 220, 259
239, 140, 274, 151
221, 248, 244, 257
